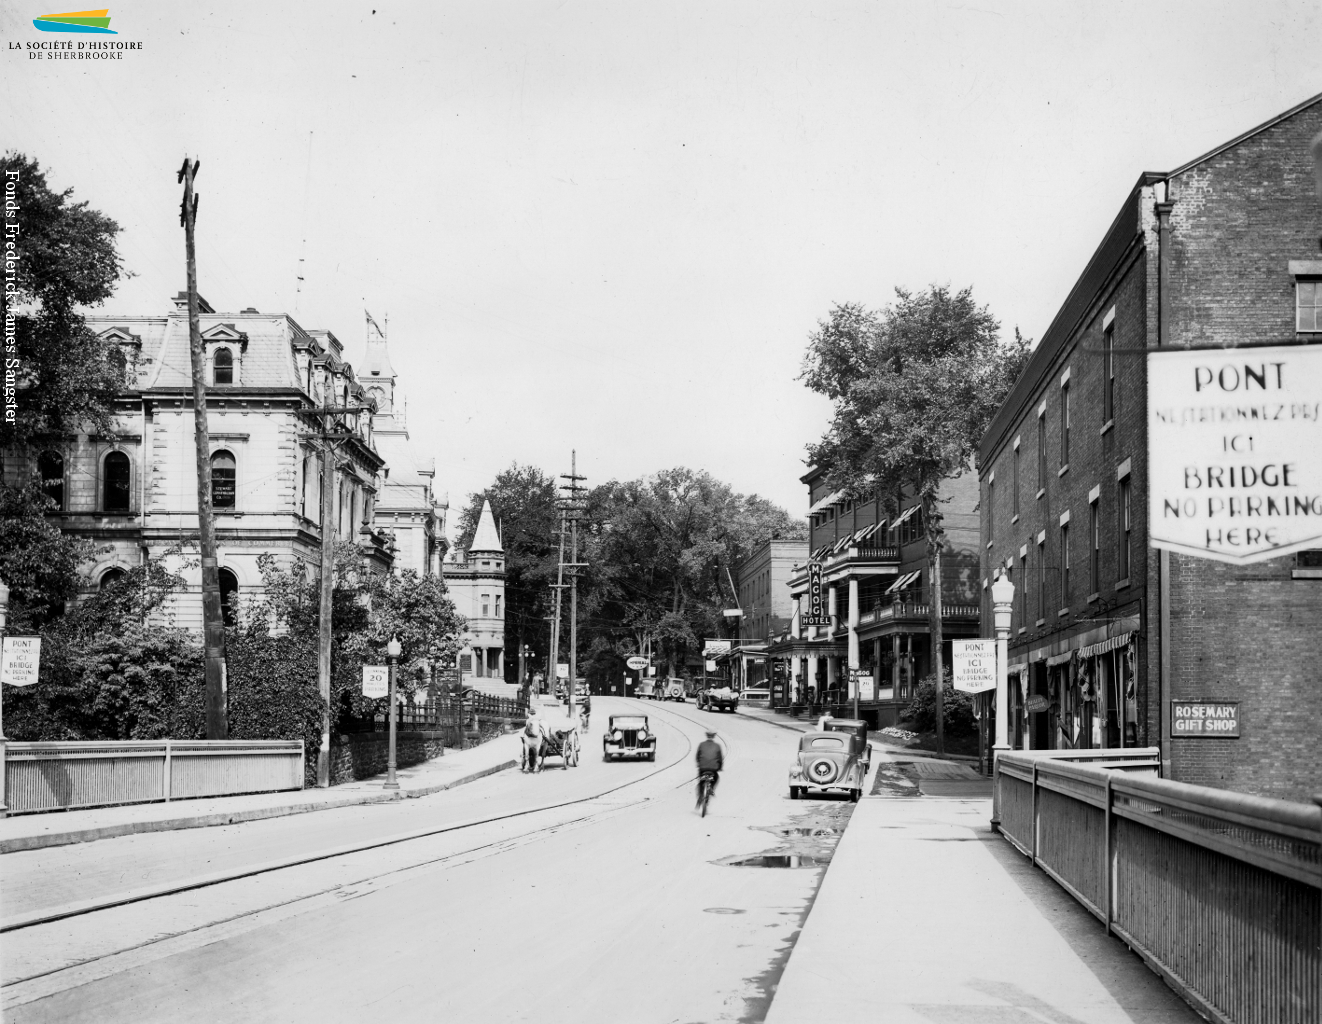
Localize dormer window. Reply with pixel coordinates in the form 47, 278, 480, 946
214, 347, 234, 385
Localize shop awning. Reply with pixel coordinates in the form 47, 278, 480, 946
1078, 632, 1134, 659
886, 569, 922, 594
855, 522, 885, 542
891, 505, 918, 528
1046, 651, 1074, 667
808, 489, 844, 515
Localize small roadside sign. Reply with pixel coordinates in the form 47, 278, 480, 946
705, 659, 718, 672
362, 665, 388, 699
0, 637, 41, 687
556, 663, 569, 679
626, 656, 649, 671
952, 639, 997, 694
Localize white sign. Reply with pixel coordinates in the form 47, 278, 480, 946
1148, 345, 1322, 564
556, 663, 569, 679
952, 639, 997, 694
859, 672, 875, 701
362, 665, 388, 699
0, 637, 41, 687
705, 659, 718, 672
702, 639, 732, 655
626, 656, 649, 671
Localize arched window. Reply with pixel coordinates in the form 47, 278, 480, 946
210, 450, 236, 509
103, 451, 131, 512
219, 568, 239, 627
38, 450, 64, 510
99, 567, 126, 591
213, 347, 234, 385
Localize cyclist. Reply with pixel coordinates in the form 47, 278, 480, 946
695, 729, 724, 808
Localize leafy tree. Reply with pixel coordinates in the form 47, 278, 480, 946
1, 152, 129, 449
455, 464, 561, 679
802, 287, 1030, 752
0, 482, 92, 631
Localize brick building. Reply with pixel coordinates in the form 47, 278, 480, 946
978, 93, 1322, 801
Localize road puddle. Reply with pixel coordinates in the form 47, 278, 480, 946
725, 854, 825, 869
775, 826, 841, 837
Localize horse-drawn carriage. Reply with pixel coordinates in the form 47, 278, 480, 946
520, 708, 582, 772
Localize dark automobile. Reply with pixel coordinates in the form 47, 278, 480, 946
820, 717, 872, 772
603, 714, 656, 761
697, 686, 738, 712
788, 730, 868, 801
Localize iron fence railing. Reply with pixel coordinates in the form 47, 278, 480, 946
2, 740, 304, 815
369, 692, 527, 733
995, 749, 1320, 1024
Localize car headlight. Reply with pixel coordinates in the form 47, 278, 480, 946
637, 729, 647, 741
612, 730, 623, 741
789, 765, 803, 778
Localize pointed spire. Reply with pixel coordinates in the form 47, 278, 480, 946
362, 308, 396, 380
470, 499, 502, 552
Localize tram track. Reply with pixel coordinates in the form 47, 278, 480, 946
1, 705, 697, 938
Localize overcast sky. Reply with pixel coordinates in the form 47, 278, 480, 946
4, 1, 1319, 528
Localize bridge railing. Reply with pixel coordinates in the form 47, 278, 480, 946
995, 749, 1320, 1024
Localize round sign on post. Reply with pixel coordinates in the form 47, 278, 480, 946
626, 656, 648, 671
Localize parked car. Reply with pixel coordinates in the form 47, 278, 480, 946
603, 714, 656, 761
788, 730, 868, 802
660, 677, 687, 702
697, 686, 738, 712
634, 678, 658, 700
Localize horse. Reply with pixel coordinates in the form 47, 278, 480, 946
521, 713, 546, 773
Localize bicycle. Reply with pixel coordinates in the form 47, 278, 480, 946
697, 770, 718, 817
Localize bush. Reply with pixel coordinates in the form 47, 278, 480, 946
903, 672, 977, 738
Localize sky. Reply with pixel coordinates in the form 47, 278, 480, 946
3, 1, 1319, 534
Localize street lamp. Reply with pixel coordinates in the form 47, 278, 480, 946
990, 572, 1015, 830
384, 635, 402, 791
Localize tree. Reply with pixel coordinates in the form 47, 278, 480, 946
1, 153, 130, 450
0, 482, 93, 632
802, 287, 1030, 753
455, 464, 561, 680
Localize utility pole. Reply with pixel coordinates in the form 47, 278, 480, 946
549, 509, 567, 697
301, 367, 367, 787
178, 156, 227, 740
559, 452, 588, 713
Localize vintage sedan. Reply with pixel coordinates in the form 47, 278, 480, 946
788, 731, 868, 801
697, 686, 738, 712
820, 717, 872, 772
603, 714, 657, 761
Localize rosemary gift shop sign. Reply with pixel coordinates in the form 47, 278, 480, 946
1148, 345, 1322, 564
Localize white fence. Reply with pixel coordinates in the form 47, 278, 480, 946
2, 740, 305, 815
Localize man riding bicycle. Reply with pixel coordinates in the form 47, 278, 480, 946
695, 730, 723, 808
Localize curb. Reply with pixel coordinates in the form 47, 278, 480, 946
0, 759, 518, 855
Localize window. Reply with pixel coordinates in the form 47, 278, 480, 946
38, 450, 64, 510
99, 567, 126, 591
1037, 538, 1046, 623
495, 594, 502, 618
1060, 522, 1071, 603
1037, 412, 1047, 495
213, 347, 234, 385
219, 568, 239, 627
210, 450, 236, 509
103, 451, 131, 512
481, 593, 491, 617
1118, 476, 1132, 581
1013, 445, 1020, 516
1017, 554, 1027, 628
1298, 280, 1322, 332
1103, 323, 1116, 423
1060, 383, 1070, 465
987, 479, 994, 538
1089, 499, 1101, 595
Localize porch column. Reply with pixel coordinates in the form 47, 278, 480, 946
828, 585, 838, 635
826, 654, 838, 693
873, 638, 882, 695
847, 578, 860, 673
498, 648, 505, 680
892, 634, 901, 691
475, 646, 485, 678
806, 654, 819, 702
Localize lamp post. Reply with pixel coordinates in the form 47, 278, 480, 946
990, 572, 1015, 830
384, 635, 401, 790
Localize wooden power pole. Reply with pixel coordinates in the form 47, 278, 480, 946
178, 156, 227, 740
560, 452, 588, 711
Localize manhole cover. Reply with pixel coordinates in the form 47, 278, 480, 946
726, 854, 825, 868
703, 907, 746, 914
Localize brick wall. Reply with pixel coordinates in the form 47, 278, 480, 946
1163, 99, 1322, 802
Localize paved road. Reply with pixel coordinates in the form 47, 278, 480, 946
2, 698, 852, 1023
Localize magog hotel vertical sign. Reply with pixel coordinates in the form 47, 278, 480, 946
1148, 345, 1322, 563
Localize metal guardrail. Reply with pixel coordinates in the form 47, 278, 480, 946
995, 749, 1320, 1024
2, 740, 305, 815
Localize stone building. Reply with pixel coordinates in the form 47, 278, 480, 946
355, 316, 449, 576
978, 93, 1322, 801
719, 537, 809, 694
765, 465, 981, 727
7, 294, 391, 625
443, 500, 506, 685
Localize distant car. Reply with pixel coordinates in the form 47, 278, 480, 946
788, 730, 867, 802
603, 714, 656, 761
820, 717, 872, 772
697, 686, 738, 712
741, 687, 770, 706
660, 678, 686, 702
634, 678, 658, 700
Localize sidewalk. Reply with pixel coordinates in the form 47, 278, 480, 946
764, 793, 1202, 1024
0, 734, 522, 854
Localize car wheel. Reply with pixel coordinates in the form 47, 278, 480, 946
849, 789, 861, 803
